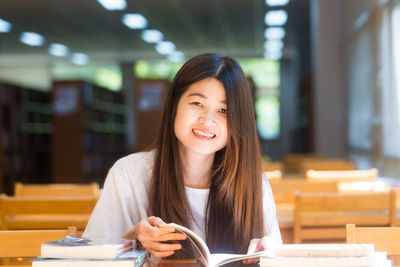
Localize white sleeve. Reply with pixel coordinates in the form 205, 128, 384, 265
83, 161, 140, 239
262, 177, 283, 244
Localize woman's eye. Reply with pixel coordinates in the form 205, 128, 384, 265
191, 101, 203, 107
219, 108, 227, 114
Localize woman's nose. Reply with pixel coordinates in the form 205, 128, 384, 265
198, 110, 215, 125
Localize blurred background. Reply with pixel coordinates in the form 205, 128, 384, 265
0, 0, 399, 194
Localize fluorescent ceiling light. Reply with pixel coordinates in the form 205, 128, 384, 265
122, 13, 147, 29
353, 11, 369, 30
167, 51, 184, 62
265, 10, 288, 26
264, 50, 282, 60
264, 39, 284, 52
141, 29, 163, 43
155, 41, 175, 55
20, 32, 45, 46
265, 27, 286, 39
266, 0, 290, 6
71, 53, 90, 65
49, 43, 69, 57
97, 0, 126, 10
0, 18, 12, 33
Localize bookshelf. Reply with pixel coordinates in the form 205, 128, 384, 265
1, 82, 52, 194
51, 80, 126, 185
135, 79, 169, 151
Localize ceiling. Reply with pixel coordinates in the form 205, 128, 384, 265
0, 0, 310, 66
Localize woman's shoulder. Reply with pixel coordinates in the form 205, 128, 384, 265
110, 149, 155, 178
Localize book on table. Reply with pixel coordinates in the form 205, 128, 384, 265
259, 244, 390, 267
32, 234, 147, 267
40, 236, 134, 259
32, 250, 147, 267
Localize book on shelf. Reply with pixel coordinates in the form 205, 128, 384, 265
40, 234, 134, 259
32, 250, 147, 267
166, 223, 272, 267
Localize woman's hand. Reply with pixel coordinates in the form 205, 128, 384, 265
243, 236, 275, 264
123, 216, 187, 258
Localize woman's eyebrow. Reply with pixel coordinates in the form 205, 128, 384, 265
188, 93, 226, 104
188, 92, 206, 98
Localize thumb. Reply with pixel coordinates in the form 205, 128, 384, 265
247, 238, 260, 254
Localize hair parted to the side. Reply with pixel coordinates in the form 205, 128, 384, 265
148, 53, 264, 254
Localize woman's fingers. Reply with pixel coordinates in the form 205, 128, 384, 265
149, 249, 175, 258
142, 240, 182, 252
123, 217, 187, 258
147, 216, 168, 227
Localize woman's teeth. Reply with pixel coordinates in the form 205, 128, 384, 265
192, 129, 215, 138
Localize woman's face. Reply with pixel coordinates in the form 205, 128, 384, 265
174, 78, 228, 156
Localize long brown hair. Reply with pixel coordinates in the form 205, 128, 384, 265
148, 53, 264, 254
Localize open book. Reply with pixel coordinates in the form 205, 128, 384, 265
167, 223, 271, 267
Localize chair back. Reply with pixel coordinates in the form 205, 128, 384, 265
392, 187, 400, 227
294, 191, 393, 244
301, 159, 356, 175
0, 227, 76, 265
270, 179, 338, 204
346, 224, 400, 265
0, 195, 97, 231
306, 168, 378, 183
14, 182, 100, 197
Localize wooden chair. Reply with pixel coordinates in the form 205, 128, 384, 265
262, 161, 284, 173
392, 187, 400, 227
271, 179, 338, 244
264, 170, 282, 182
0, 195, 97, 232
0, 226, 76, 266
300, 159, 356, 175
14, 182, 101, 198
293, 191, 393, 244
283, 153, 323, 173
346, 224, 400, 266
270, 179, 338, 204
306, 168, 378, 183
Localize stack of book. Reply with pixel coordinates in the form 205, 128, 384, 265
260, 244, 390, 267
31, 234, 147, 267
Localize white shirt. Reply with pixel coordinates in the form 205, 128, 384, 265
83, 150, 282, 244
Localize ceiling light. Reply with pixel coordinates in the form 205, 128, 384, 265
97, 0, 126, 10
265, 10, 288, 26
265, 0, 290, 6
264, 50, 282, 60
71, 53, 90, 65
264, 40, 284, 52
20, 32, 45, 46
49, 43, 69, 57
353, 11, 369, 30
0, 18, 12, 33
265, 27, 286, 39
167, 51, 185, 62
155, 41, 175, 55
122, 13, 147, 29
141, 29, 163, 43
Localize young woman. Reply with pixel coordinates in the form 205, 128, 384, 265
83, 53, 282, 259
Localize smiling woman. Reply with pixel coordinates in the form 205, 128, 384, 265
174, 78, 228, 157
83, 53, 282, 259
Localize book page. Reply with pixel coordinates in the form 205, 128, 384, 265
167, 223, 210, 266
209, 250, 272, 267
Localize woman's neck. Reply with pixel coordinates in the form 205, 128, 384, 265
179, 147, 214, 189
